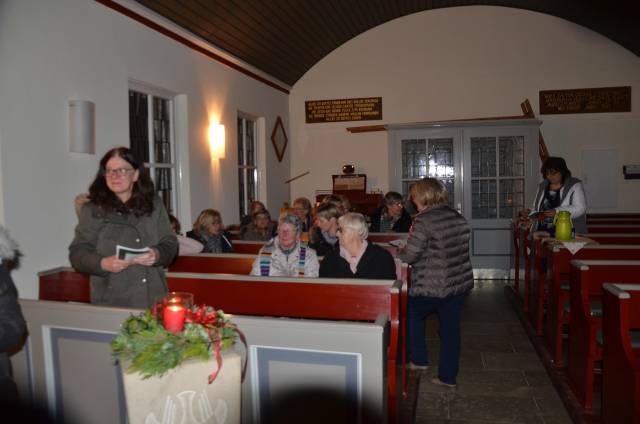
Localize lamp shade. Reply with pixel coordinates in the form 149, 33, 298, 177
69, 100, 95, 154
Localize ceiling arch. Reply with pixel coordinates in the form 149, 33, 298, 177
134, 0, 639, 87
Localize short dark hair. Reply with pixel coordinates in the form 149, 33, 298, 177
541, 157, 571, 182
384, 191, 403, 206
89, 147, 155, 216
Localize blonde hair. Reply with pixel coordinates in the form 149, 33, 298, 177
193, 209, 222, 234
410, 178, 448, 209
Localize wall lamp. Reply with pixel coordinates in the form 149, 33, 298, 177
68, 100, 95, 154
208, 122, 225, 159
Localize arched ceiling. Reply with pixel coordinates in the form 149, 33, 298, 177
134, 0, 640, 87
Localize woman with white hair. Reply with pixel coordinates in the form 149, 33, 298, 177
250, 213, 319, 277
319, 213, 396, 279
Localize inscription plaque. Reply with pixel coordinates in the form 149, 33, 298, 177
539, 86, 631, 114
305, 97, 382, 123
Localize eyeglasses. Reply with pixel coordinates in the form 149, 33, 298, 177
105, 168, 134, 177
544, 170, 560, 177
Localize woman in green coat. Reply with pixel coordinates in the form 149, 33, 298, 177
69, 147, 177, 308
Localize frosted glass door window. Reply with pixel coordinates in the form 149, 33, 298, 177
401, 137, 456, 206
471, 136, 525, 219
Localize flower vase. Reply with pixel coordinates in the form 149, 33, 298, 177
120, 350, 241, 424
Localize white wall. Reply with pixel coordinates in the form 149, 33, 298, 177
0, 0, 290, 298
289, 6, 640, 210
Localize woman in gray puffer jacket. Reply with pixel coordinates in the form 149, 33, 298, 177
398, 178, 473, 388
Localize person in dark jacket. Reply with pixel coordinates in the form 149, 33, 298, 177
521, 156, 587, 234
69, 147, 178, 308
309, 202, 341, 257
241, 210, 276, 241
187, 209, 233, 253
369, 191, 412, 233
398, 178, 473, 388
292, 197, 313, 232
320, 213, 396, 279
0, 226, 26, 405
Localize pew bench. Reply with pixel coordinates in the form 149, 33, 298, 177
169, 253, 256, 274
567, 260, 640, 411
166, 272, 403, 422
586, 225, 640, 234
601, 284, 640, 424
367, 232, 409, 244
544, 245, 640, 367
585, 233, 640, 245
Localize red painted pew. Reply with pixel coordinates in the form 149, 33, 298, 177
231, 240, 265, 254
586, 225, 640, 234
367, 232, 409, 244
567, 260, 640, 411
167, 272, 402, 423
601, 283, 640, 424
544, 245, 640, 367
586, 233, 640, 245
170, 253, 255, 274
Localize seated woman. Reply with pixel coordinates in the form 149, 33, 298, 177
241, 210, 276, 241
319, 213, 396, 279
521, 156, 587, 234
186, 209, 233, 253
169, 214, 203, 255
250, 213, 319, 277
292, 197, 313, 232
369, 191, 412, 233
309, 203, 341, 256
239, 200, 267, 232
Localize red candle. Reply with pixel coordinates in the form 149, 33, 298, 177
163, 304, 186, 333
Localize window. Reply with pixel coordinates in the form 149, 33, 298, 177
128, 88, 178, 215
401, 137, 456, 207
238, 116, 258, 218
470, 136, 524, 219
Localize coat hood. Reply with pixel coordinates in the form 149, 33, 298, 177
0, 226, 18, 260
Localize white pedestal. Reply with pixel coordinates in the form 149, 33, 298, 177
121, 350, 241, 424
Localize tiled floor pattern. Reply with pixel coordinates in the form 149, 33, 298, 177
411, 280, 573, 424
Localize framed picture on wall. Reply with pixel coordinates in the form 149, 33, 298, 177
271, 116, 288, 162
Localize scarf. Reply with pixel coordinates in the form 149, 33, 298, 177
339, 240, 368, 274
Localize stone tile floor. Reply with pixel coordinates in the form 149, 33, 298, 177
407, 280, 573, 424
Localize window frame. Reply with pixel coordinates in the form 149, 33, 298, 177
128, 81, 180, 217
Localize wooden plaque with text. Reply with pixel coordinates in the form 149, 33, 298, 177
539, 86, 631, 114
306, 97, 382, 123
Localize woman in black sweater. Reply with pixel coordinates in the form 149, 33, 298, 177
320, 213, 396, 280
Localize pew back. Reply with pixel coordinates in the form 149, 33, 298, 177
602, 284, 640, 424
232, 240, 264, 254
166, 272, 400, 322
169, 253, 255, 274
585, 233, 640, 245
367, 233, 409, 244
586, 225, 640, 234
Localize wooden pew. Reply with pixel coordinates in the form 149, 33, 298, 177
586, 225, 640, 234
166, 272, 402, 423
544, 245, 640, 366
232, 240, 265, 254
567, 260, 640, 411
586, 233, 640, 245
38, 267, 406, 421
367, 232, 409, 244
38, 267, 89, 302
601, 284, 640, 424
169, 253, 255, 274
